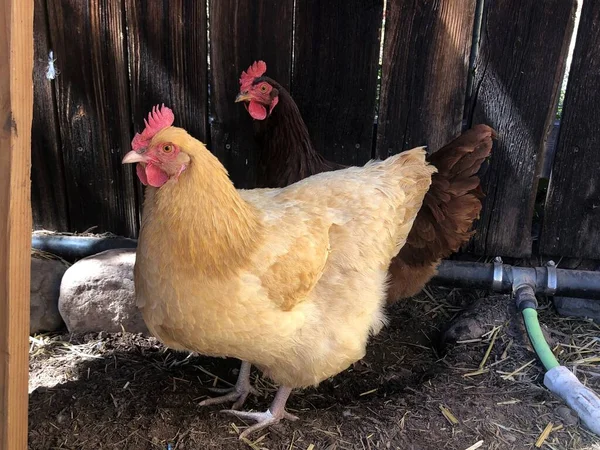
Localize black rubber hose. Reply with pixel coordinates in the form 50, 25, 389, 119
432, 260, 600, 300
554, 268, 600, 299
431, 260, 513, 292
32, 235, 137, 262
31, 235, 600, 299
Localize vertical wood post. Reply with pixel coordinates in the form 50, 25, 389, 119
540, 0, 600, 259
465, 0, 576, 257
0, 0, 34, 448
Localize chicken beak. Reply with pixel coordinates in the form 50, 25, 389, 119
122, 150, 146, 164
235, 93, 252, 103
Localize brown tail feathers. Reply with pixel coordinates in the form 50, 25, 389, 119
386, 124, 496, 303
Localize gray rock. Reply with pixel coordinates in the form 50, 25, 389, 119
58, 249, 148, 334
554, 296, 600, 323
442, 294, 557, 351
30, 256, 67, 333
442, 295, 512, 343
555, 405, 579, 426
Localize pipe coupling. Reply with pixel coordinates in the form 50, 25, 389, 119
545, 260, 558, 296
492, 257, 503, 291
515, 285, 538, 311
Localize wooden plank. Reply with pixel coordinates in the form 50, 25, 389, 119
376, 0, 476, 158
125, 0, 208, 218
0, 0, 34, 446
125, 0, 208, 136
541, 0, 600, 259
209, 0, 294, 188
31, 0, 69, 231
47, 0, 138, 237
292, 0, 383, 165
465, 0, 576, 257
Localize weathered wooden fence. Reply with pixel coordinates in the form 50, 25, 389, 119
32, 0, 599, 260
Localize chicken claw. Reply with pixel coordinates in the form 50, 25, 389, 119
199, 361, 259, 410
222, 386, 298, 440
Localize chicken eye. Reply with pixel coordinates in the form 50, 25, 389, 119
162, 144, 173, 153
260, 84, 268, 92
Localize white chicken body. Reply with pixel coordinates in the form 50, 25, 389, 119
133, 127, 435, 388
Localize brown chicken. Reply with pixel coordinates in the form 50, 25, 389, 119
236, 61, 496, 303
122, 105, 436, 438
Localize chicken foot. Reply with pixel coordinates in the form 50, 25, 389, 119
198, 360, 260, 410
222, 386, 299, 440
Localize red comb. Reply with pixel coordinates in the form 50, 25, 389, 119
131, 104, 175, 150
239, 60, 267, 92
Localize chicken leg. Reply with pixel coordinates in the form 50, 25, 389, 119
222, 386, 299, 440
199, 360, 260, 410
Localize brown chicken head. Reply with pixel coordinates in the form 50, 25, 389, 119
235, 60, 279, 120
122, 104, 190, 187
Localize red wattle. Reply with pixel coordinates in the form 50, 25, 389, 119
145, 163, 169, 187
248, 100, 267, 120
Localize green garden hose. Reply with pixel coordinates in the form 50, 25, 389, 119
521, 307, 559, 371
516, 286, 600, 435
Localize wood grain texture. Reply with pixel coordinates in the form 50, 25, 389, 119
31, 0, 68, 231
125, 0, 208, 221
465, 0, 576, 257
47, 0, 138, 236
125, 1, 207, 144
292, 0, 383, 165
376, 0, 476, 158
209, 0, 294, 188
0, 0, 34, 447
540, 0, 600, 259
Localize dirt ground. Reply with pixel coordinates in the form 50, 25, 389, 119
29, 288, 600, 450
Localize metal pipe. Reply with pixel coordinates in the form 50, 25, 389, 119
555, 268, 600, 298
31, 235, 600, 299
432, 259, 600, 300
429, 260, 512, 292
32, 234, 137, 262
